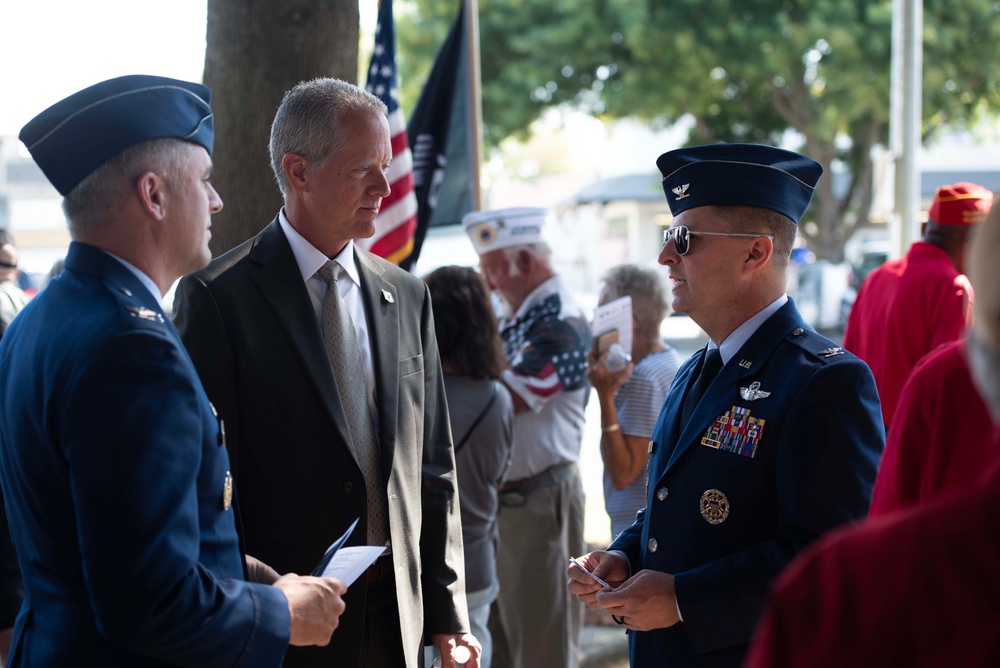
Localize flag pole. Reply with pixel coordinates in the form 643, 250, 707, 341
465, 0, 484, 211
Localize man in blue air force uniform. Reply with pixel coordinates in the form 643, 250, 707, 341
0, 75, 346, 666
568, 144, 884, 667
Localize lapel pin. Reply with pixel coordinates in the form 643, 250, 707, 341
738, 359, 752, 369
381, 289, 394, 304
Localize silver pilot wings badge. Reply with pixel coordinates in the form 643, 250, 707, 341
739, 381, 771, 401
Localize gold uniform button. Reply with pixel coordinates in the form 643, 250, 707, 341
656, 487, 669, 501
647, 538, 658, 553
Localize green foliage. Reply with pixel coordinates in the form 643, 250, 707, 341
396, 0, 1000, 260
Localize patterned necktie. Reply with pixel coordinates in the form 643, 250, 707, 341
316, 261, 387, 547
680, 347, 723, 427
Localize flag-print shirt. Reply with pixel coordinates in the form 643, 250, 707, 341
500, 276, 592, 480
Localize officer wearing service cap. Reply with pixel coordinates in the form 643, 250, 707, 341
0, 75, 345, 666
844, 181, 993, 431
568, 143, 884, 667
463, 207, 591, 668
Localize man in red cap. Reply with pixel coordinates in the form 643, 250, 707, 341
843, 181, 993, 431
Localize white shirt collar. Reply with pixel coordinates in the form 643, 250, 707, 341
278, 209, 360, 286
715, 294, 789, 364
104, 251, 161, 302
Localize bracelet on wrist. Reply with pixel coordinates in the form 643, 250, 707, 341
602, 423, 621, 433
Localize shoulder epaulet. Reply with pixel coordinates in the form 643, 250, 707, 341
786, 325, 851, 363
104, 281, 167, 332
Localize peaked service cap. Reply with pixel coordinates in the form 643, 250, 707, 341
657, 143, 823, 223
19, 74, 214, 196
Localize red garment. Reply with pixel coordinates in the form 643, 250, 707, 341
843, 241, 973, 428
745, 442, 1000, 668
869, 339, 994, 516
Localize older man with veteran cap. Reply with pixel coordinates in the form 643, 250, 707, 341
844, 181, 993, 431
0, 75, 345, 667
744, 194, 1000, 668
567, 143, 884, 667
463, 208, 591, 668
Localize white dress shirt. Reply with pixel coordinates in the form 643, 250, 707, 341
278, 210, 378, 422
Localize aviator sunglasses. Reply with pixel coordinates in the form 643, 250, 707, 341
661, 226, 774, 256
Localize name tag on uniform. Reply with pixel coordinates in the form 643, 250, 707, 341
701, 406, 765, 458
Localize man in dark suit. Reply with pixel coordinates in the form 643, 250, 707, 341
568, 144, 884, 667
173, 78, 477, 668
0, 75, 345, 667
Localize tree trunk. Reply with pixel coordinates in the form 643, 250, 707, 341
204, 0, 360, 255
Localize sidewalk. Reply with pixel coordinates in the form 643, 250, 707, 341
581, 623, 629, 666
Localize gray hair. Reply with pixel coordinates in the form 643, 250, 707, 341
62, 138, 193, 237
601, 264, 669, 339
269, 78, 388, 196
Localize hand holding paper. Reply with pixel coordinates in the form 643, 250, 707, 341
311, 518, 387, 586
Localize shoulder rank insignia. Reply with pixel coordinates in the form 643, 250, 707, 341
817, 347, 845, 358
739, 381, 771, 401
126, 305, 164, 323
701, 406, 765, 458
700, 489, 730, 524
672, 183, 690, 200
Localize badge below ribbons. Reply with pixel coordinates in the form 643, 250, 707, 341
701, 405, 765, 458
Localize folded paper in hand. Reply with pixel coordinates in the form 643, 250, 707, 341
311, 517, 387, 586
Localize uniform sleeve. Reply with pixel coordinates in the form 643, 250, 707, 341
63, 331, 289, 666
417, 283, 471, 635
502, 314, 589, 413
673, 358, 884, 653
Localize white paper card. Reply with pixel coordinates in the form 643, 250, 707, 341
320, 546, 387, 586
592, 295, 633, 357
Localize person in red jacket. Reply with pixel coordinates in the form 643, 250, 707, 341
744, 196, 1000, 668
843, 181, 992, 430
868, 337, 994, 516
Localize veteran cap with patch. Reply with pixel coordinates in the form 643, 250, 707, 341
656, 143, 823, 224
462, 207, 547, 255
19, 74, 214, 196
928, 182, 993, 226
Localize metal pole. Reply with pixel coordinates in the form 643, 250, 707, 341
465, 0, 484, 211
890, 0, 923, 258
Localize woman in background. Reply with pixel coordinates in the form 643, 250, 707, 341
424, 265, 514, 668
589, 264, 681, 538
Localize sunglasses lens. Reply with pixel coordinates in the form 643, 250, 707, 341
675, 227, 689, 255
663, 227, 689, 255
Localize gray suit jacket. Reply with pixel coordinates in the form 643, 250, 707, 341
173, 218, 468, 667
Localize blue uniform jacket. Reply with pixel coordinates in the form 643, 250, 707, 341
0, 242, 290, 666
610, 300, 884, 667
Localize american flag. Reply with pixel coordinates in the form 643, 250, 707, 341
361, 0, 418, 265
